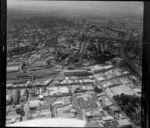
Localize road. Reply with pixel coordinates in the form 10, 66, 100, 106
68, 85, 83, 120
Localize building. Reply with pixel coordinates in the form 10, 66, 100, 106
20, 89, 26, 96
62, 97, 71, 105
7, 65, 20, 73
29, 100, 40, 109
102, 97, 113, 107
38, 95, 44, 100
48, 86, 70, 96
96, 76, 105, 82
6, 83, 13, 88
13, 90, 20, 105
110, 85, 135, 96
42, 79, 52, 86
90, 65, 106, 74
6, 115, 19, 124
102, 115, 114, 121
104, 81, 113, 88
133, 88, 141, 97
64, 70, 91, 76
119, 78, 132, 85
104, 65, 113, 70
108, 105, 119, 112
117, 119, 131, 128
6, 95, 12, 105
20, 95, 27, 103
105, 88, 114, 98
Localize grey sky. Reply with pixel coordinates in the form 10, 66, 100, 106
7, 0, 143, 17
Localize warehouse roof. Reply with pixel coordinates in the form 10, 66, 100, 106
110, 85, 135, 96
7, 65, 20, 73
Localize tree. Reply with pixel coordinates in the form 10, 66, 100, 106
94, 86, 102, 93
16, 104, 25, 116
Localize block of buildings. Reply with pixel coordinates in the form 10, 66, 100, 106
117, 119, 131, 128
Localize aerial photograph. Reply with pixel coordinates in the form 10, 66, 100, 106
6, 0, 143, 127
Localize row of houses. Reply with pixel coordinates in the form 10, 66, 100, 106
57, 79, 95, 85
64, 70, 92, 76
6, 78, 53, 89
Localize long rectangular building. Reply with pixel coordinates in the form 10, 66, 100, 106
7, 65, 20, 73
64, 70, 91, 76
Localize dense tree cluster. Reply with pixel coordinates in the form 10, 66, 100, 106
114, 94, 141, 126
